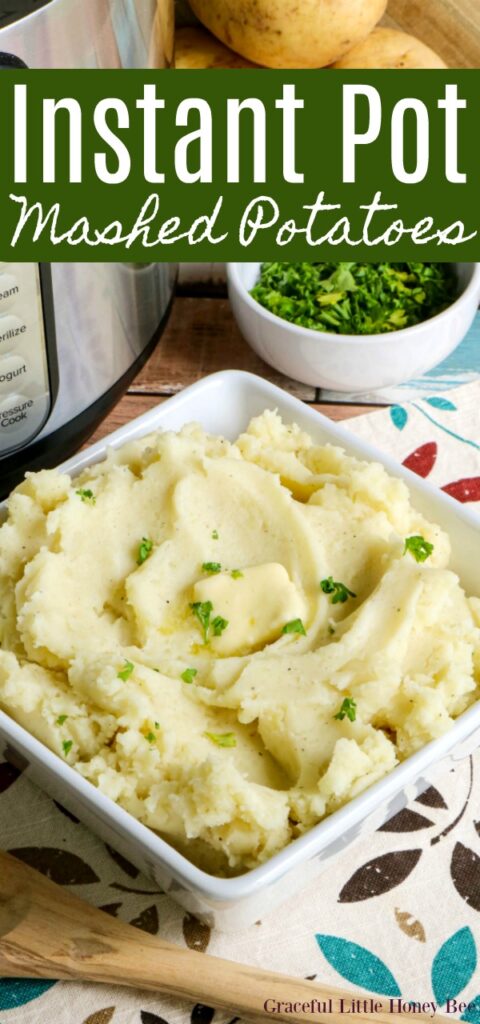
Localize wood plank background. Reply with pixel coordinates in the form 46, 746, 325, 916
89, 292, 377, 448
385, 0, 479, 68
175, 0, 479, 68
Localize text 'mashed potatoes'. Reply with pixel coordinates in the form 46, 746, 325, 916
332, 27, 448, 69
188, 0, 388, 70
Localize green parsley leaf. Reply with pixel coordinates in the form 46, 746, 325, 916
191, 601, 213, 644
211, 529, 219, 540
404, 535, 434, 563
117, 659, 134, 681
212, 615, 228, 636
62, 740, 73, 756
282, 618, 307, 636
191, 602, 228, 643
334, 697, 357, 722
328, 625, 335, 636
76, 488, 95, 505
137, 537, 153, 566
231, 569, 244, 579
321, 577, 356, 604
145, 732, 156, 743
154, 721, 160, 729
56, 715, 68, 726
204, 731, 237, 748
202, 562, 222, 574
250, 262, 457, 336
181, 667, 198, 684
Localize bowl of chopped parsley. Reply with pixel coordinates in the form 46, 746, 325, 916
227, 262, 480, 391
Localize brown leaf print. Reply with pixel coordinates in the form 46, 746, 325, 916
9, 847, 99, 885
475, 821, 480, 838
451, 842, 480, 911
394, 908, 426, 943
53, 801, 80, 823
0, 762, 21, 793
130, 904, 159, 935
339, 850, 422, 902
3, 746, 28, 773
141, 1014, 170, 1024
83, 1009, 116, 1024
110, 882, 161, 895
415, 786, 447, 810
100, 902, 122, 917
379, 809, 434, 833
191, 1005, 215, 1024
105, 844, 139, 878
183, 913, 211, 953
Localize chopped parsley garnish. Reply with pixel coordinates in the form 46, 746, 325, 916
191, 602, 228, 643
117, 659, 134, 681
145, 732, 156, 744
212, 615, 229, 636
282, 618, 306, 636
334, 697, 357, 722
181, 667, 198, 684
328, 625, 335, 636
76, 488, 95, 505
250, 262, 457, 336
137, 537, 153, 565
56, 715, 68, 726
404, 535, 434, 563
204, 731, 237, 748
231, 569, 243, 579
154, 722, 160, 729
191, 601, 213, 644
211, 529, 219, 540
62, 740, 73, 756
321, 577, 356, 604
202, 562, 222, 575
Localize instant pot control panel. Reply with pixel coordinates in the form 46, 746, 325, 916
0, 263, 57, 455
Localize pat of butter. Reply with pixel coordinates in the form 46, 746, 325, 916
193, 562, 306, 656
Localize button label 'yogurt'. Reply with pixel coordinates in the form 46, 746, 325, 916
0, 355, 28, 393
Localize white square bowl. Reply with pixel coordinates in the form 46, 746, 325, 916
1, 370, 480, 932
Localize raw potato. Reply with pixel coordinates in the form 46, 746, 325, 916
188, 0, 388, 70
332, 27, 448, 69
176, 26, 259, 69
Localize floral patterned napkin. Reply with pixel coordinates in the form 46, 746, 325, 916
2, 382, 480, 1024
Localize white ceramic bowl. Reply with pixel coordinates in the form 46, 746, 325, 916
227, 262, 480, 392
2, 371, 480, 931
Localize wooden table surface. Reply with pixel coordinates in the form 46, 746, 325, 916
89, 285, 379, 448
384, 0, 479, 68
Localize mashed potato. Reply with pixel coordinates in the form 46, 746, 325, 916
0, 411, 479, 874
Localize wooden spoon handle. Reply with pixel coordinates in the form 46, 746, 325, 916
0, 851, 446, 1024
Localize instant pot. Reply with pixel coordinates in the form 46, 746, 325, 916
0, 0, 176, 496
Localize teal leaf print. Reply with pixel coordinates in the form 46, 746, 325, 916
432, 927, 477, 1006
315, 934, 401, 996
461, 995, 480, 1023
0, 979, 56, 1010
425, 397, 457, 411
390, 406, 408, 431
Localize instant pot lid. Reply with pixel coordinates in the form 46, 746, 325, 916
0, 0, 54, 29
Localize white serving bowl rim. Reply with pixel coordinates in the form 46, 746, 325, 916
227, 261, 480, 345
